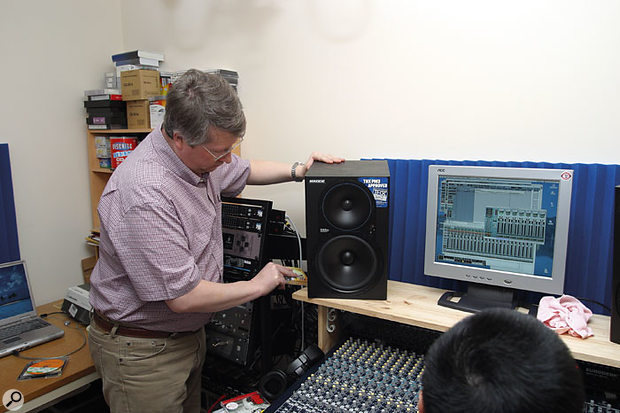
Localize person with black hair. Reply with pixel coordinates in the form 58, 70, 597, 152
420, 308, 585, 413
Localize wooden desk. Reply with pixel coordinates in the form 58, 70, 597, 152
292, 281, 620, 369
0, 301, 98, 413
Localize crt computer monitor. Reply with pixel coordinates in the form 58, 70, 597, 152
424, 165, 574, 313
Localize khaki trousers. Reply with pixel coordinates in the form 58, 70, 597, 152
87, 323, 206, 413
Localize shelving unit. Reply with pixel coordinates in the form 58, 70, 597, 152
86, 128, 151, 231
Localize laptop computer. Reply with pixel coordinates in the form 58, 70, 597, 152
0, 260, 64, 358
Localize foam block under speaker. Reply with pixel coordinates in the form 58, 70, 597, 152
305, 160, 389, 299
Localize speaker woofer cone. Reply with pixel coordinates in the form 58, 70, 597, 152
317, 235, 379, 292
322, 183, 373, 230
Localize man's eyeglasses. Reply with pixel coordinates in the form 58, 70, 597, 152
201, 137, 244, 161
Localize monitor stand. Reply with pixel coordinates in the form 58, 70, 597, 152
437, 283, 516, 313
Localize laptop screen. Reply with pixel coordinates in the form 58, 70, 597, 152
0, 261, 34, 321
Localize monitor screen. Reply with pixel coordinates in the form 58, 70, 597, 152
424, 165, 573, 313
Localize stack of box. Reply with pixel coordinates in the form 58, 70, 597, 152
111, 50, 164, 91
84, 89, 127, 130
121, 69, 162, 129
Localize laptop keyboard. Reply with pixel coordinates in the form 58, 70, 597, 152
0, 318, 49, 340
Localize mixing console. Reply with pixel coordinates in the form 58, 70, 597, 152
269, 336, 620, 413
272, 337, 423, 412
583, 401, 620, 413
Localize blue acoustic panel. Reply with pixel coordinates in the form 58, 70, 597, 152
379, 159, 620, 315
0, 143, 20, 262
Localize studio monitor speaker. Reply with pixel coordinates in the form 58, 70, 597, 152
305, 160, 390, 299
611, 185, 620, 344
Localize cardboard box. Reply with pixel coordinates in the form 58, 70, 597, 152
121, 69, 161, 101
127, 99, 150, 129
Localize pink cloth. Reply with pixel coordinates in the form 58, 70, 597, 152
537, 295, 594, 339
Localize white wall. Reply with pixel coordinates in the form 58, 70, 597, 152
0, 0, 124, 304
1, 1, 619, 303
121, 0, 619, 235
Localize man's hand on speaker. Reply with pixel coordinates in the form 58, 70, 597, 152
251, 262, 294, 295
303, 153, 345, 175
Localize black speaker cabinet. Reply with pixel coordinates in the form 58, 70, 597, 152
611, 185, 620, 344
305, 160, 390, 299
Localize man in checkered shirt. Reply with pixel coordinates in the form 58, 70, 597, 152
88, 69, 343, 413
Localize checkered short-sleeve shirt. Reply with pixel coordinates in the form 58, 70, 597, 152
89, 127, 250, 332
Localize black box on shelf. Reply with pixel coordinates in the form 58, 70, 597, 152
84, 99, 126, 109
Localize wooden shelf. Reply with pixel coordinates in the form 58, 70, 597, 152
90, 168, 114, 174
293, 280, 620, 369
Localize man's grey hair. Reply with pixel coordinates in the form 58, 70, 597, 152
163, 69, 246, 146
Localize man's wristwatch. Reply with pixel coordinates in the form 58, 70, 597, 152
291, 162, 305, 182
